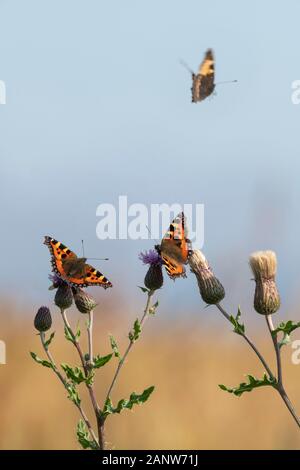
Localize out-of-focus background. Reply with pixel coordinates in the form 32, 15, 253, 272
1, 300, 300, 450
0, 0, 300, 449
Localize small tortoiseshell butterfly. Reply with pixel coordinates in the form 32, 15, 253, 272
155, 212, 192, 279
191, 48, 215, 102
44, 236, 112, 288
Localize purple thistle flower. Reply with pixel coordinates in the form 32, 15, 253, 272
139, 249, 163, 266
48, 273, 68, 289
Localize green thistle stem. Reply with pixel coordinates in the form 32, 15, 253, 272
39, 332, 100, 448
265, 315, 300, 428
216, 303, 274, 379
87, 310, 94, 367
215, 303, 300, 428
266, 315, 282, 383
60, 309, 105, 449
104, 290, 154, 408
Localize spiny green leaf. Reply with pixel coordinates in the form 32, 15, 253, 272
138, 286, 150, 293
273, 320, 300, 336
229, 307, 245, 335
279, 334, 291, 348
110, 335, 121, 359
85, 370, 95, 387
76, 420, 98, 450
102, 397, 112, 414
102, 397, 114, 417
66, 383, 81, 406
219, 374, 277, 397
64, 325, 74, 343
272, 320, 300, 348
61, 363, 86, 384
129, 318, 142, 342
93, 353, 113, 369
44, 332, 55, 349
75, 322, 81, 340
30, 352, 54, 369
102, 385, 155, 417
149, 300, 159, 315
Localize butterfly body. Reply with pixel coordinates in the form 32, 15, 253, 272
44, 236, 112, 288
62, 257, 87, 278
191, 49, 215, 102
155, 212, 192, 279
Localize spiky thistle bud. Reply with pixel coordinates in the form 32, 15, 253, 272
48, 273, 73, 310
72, 287, 97, 314
249, 251, 280, 315
54, 283, 73, 310
189, 250, 225, 304
144, 264, 164, 291
139, 249, 164, 291
34, 306, 52, 332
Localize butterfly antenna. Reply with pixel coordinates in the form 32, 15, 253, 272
146, 225, 152, 238
215, 80, 238, 86
145, 224, 161, 245
179, 59, 194, 75
81, 239, 85, 258
87, 257, 109, 261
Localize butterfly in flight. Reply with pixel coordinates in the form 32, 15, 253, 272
180, 48, 237, 102
155, 212, 192, 279
44, 236, 112, 288
191, 48, 215, 102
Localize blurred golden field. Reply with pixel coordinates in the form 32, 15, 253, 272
0, 297, 300, 450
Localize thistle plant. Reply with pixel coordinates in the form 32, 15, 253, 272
31, 250, 162, 450
189, 249, 300, 428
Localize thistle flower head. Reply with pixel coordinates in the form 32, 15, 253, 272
139, 250, 163, 266
189, 250, 225, 305
249, 251, 277, 282
189, 250, 209, 272
139, 249, 163, 290
48, 273, 68, 290
249, 251, 280, 315
72, 287, 97, 314
34, 306, 52, 332
54, 283, 73, 310
144, 264, 164, 291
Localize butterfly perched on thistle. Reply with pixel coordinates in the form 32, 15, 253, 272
44, 236, 112, 288
155, 212, 192, 279
180, 48, 237, 102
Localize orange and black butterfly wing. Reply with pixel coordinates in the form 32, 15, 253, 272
44, 236, 112, 288
161, 253, 186, 278
82, 263, 112, 289
157, 212, 191, 279
192, 49, 215, 102
44, 236, 78, 280
155, 243, 183, 278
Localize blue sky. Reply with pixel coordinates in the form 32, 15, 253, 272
1, 0, 300, 320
